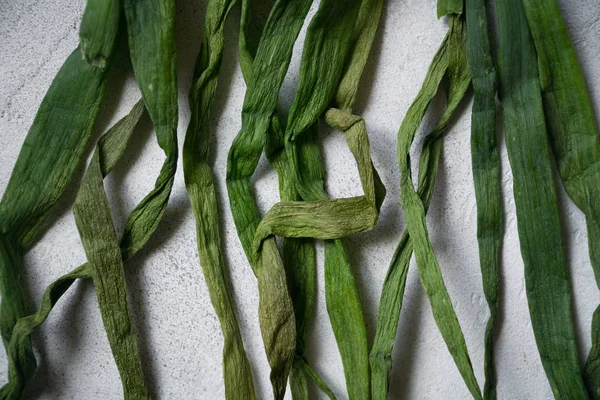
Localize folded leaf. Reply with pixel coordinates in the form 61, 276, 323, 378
0, 48, 110, 399
80, 0, 120, 68
395, 15, 481, 399
226, 1, 314, 397
184, 0, 256, 398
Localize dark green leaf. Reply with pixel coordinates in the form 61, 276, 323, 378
184, 0, 256, 398
465, 0, 502, 397
0, 48, 110, 399
496, 0, 588, 396
518, 1, 600, 396
394, 15, 481, 399
80, 0, 120, 68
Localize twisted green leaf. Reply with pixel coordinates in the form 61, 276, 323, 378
238, 2, 336, 397
226, 1, 313, 397
1, 100, 145, 398
370, 14, 475, 398
395, 15, 482, 399
121, 0, 178, 260
3, 0, 179, 394
0, 48, 110, 399
370, 134, 444, 400
1, 98, 179, 398
80, 0, 120, 68
465, 0, 502, 398
517, 1, 600, 396
183, 0, 256, 398
73, 101, 151, 400
252, 0, 385, 396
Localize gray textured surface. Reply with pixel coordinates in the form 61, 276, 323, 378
0, 0, 599, 399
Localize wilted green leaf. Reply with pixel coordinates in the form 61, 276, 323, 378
496, 0, 588, 397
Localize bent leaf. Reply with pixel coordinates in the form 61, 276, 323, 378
184, 0, 256, 398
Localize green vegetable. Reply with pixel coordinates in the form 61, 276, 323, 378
232, 1, 385, 398
1, 265, 91, 399
1, 100, 146, 399
184, 0, 256, 398
72, 101, 151, 400
0, 48, 110, 398
518, 0, 600, 396
496, 0, 588, 397
226, 1, 313, 397
238, 1, 321, 397
122, 0, 178, 263
370, 13, 477, 398
80, 0, 120, 68
2, 0, 179, 396
251, 0, 385, 397
370, 131, 444, 400
394, 14, 482, 400
465, 0, 502, 397
437, 0, 463, 19
2, 0, 600, 397
1, 98, 177, 399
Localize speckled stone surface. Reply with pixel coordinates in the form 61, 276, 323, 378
0, 0, 599, 399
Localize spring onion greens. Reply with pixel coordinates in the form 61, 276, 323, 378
238, 1, 326, 397
384, 11, 481, 400
0, 0, 599, 398
1, 0, 179, 397
226, 1, 313, 397
519, 0, 600, 397
496, 0, 588, 397
184, 0, 256, 398
250, 0, 385, 397
0, 48, 110, 398
465, 0, 502, 397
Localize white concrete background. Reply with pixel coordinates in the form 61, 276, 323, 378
0, 0, 599, 398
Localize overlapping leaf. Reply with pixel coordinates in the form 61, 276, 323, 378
184, 0, 256, 398
496, 0, 588, 396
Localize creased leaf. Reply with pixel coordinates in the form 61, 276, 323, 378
370, 15, 474, 399
73, 101, 150, 399
518, 1, 600, 396
0, 48, 110, 399
183, 0, 256, 398
496, 0, 588, 397
395, 15, 481, 399
253, 0, 385, 397
121, 0, 178, 260
226, 1, 313, 397
2, 99, 177, 399
465, 0, 502, 397
238, 2, 337, 397
80, 0, 120, 68
437, 0, 463, 19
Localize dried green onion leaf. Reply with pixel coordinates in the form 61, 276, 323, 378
2, 99, 178, 398
72, 101, 150, 399
0, 48, 110, 398
80, 0, 120, 68
226, 1, 314, 397
465, 0, 502, 397
395, 15, 481, 399
518, 0, 600, 396
496, 0, 588, 396
184, 0, 256, 398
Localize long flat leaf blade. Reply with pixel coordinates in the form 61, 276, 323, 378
496, 0, 589, 396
